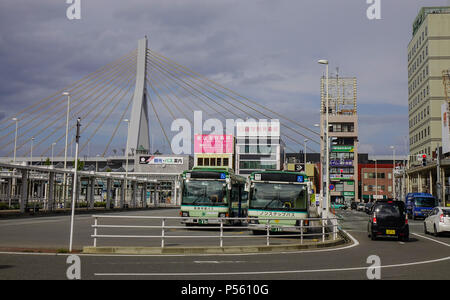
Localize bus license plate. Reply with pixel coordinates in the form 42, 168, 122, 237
386, 229, 396, 235
199, 219, 208, 225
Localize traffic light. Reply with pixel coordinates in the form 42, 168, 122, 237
422, 154, 427, 166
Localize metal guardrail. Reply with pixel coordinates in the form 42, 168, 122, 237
90, 215, 340, 248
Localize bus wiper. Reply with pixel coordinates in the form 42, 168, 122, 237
263, 198, 282, 210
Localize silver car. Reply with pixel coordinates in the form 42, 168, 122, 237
357, 202, 366, 211
424, 207, 450, 236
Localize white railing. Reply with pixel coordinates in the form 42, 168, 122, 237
90, 215, 340, 248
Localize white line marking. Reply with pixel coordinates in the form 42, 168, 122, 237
412, 233, 450, 247
95, 256, 450, 277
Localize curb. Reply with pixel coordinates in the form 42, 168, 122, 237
82, 231, 353, 255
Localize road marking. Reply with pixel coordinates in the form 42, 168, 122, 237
412, 233, 450, 247
94, 255, 450, 277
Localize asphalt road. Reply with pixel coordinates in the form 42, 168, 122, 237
0, 209, 449, 281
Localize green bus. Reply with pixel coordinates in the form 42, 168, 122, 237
180, 167, 248, 225
247, 171, 313, 234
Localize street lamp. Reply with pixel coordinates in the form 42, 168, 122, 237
390, 145, 396, 199
30, 137, 35, 166
318, 59, 329, 217
304, 139, 309, 171
63, 91, 71, 207
51, 142, 56, 166
12, 118, 18, 163
124, 119, 130, 205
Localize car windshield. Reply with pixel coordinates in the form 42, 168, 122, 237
182, 180, 227, 206
250, 183, 307, 211
414, 197, 435, 207
374, 202, 405, 217
442, 209, 450, 217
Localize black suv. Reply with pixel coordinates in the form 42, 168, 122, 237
368, 200, 409, 242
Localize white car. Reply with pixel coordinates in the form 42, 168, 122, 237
424, 207, 450, 236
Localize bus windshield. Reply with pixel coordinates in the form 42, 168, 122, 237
250, 183, 307, 211
414, 197, 435, 207
182, 180, 227, 206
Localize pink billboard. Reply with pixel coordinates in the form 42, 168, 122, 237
194, 134, 234, 154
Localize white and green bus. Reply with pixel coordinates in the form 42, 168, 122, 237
180, 167, 248, 225
247, 171, 313, 234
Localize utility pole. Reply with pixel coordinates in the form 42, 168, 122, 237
69, 117, 81, 253
436, 146, 442, 206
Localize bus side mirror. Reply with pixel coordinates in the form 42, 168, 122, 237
244, 182, 249, 192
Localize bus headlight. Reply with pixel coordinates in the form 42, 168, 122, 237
219, 213, 228, 218
182, 211, 189, 217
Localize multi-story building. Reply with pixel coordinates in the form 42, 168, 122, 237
320, 76, 359, 205
358, 155, 406, 202
408, 6, 450, 157
235, 121, 285, 176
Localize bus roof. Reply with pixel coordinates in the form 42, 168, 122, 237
406, 192, 434, 198
182, 167, 246, 181
250, 170, 308, 183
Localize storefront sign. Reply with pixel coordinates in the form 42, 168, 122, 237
330, 174, 354, 180
139, 156, 184, 165
330, 159, 353, 166
331, 146, 354, 152
194, 134, 234, 154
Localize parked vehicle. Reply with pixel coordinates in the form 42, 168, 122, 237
424, 207, 450, 236
365, 202, 374, 214
368, 200, 409, 242
351, 202, 358, 210
357, 202, 366, 211
405, 193, 436, 220
331, 203, 348, 210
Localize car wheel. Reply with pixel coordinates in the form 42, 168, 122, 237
433, 225, 439, 237
371, 232, 376, 241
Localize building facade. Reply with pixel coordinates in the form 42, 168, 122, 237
320, 76, 359, 205
235, 121, 285, 176
408, 6, 450, 157
193, 134, 234, 169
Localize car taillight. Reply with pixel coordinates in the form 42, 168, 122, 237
440, 214, 444, 223
373, 216, 377, 224
405, 217, 408, 225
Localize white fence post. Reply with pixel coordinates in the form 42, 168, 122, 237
93, 216, 98, 247
220, 218, 223, 248
161, 218, 165, 248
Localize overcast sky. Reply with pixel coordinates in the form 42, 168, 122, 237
1, 0, 449, 157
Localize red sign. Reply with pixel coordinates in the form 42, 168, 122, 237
194, 134, 234, 154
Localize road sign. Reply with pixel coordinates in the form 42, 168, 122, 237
329, 184, 335, 191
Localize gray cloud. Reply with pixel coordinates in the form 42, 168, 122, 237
0, 0, 447, 156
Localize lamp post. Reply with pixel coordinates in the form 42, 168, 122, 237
303, 139, 309, 172
390, 145, 396, 199
51, 143, 56, 166
62, 91, 71, 207
69, 117, 81, 253
124, 119, 130, 205
318, 59, 329, 217
12, 118, 18, 163
30, 137, 35, 166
